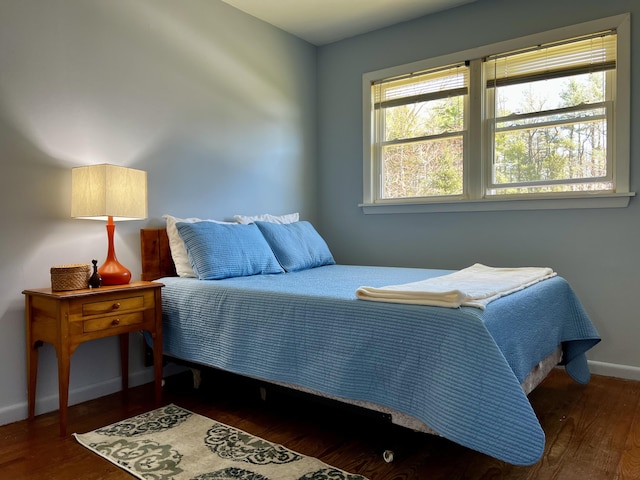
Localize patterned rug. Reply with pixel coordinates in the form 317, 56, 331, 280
74, 404, 368, 480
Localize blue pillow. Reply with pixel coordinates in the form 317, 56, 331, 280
176, 222, 284, 280
255, 221, 335, 272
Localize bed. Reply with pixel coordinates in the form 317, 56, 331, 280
140, 221, 600, 466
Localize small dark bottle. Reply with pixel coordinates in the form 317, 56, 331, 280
89, 259, 102, 288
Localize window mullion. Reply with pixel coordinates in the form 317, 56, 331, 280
467, 58, 483, 200
382, 131, 463, 147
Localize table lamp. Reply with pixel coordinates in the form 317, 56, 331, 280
71, 164, 148, 285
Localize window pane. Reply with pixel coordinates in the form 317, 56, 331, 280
384, 97, 464, 141
494, 118, 607, 184
496, 73, 605, 116
492, 72, 609, 190
381, 137, 463, 198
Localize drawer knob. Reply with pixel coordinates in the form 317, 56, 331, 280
111, 318, 120, 326
112, 303, 121, 310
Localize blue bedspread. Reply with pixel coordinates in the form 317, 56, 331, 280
158, 265, 600, 465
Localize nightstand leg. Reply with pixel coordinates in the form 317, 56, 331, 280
119, 333, 129, 391
56, 347, 70, 437
25, 296, 38, 420
26, 342, 39, 419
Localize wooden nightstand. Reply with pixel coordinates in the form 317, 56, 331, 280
23, 281, 164, 436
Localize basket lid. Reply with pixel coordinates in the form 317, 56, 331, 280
50, 263, 91, 274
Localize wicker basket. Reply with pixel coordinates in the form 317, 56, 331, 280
50, 264, 91, 291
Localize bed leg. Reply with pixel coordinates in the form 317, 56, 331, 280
259, 386, 267, 402
191, 368, 201, 389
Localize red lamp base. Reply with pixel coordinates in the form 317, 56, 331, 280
98, 258, 132, 285
99, 217, 132, 286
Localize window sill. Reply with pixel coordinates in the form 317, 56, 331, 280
359, 192, 635, 214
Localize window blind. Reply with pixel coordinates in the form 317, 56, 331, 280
373, 63, 469, 109
485, 30, 616, 88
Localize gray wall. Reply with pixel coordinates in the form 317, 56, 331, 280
0, 0, 316, 425
317, 0, 640, 378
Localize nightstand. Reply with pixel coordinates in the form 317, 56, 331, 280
23, 281, 164, 436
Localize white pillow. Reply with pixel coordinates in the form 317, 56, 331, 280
163, 214, 235, 278
233, 212, 299, 225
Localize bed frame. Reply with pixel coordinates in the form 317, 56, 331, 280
139, 228, 562, 435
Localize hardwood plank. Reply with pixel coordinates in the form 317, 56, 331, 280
617, 381, 640, 480
1, 368, 639, 480
543, 375, 637, 479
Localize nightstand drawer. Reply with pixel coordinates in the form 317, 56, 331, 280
83, 312, 144, 333
82, 295, 144, 317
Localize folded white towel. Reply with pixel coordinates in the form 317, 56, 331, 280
356, 263, 556, 309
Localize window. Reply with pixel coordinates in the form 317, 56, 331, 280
485, 32, 615, 196
372, 63, 468, 199
362, 14, 632, 213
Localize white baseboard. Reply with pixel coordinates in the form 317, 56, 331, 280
587, 360, 640, 381
0, 369, 155, 428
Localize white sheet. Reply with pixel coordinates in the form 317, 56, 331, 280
355, 263, 556, 309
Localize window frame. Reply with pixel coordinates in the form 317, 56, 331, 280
361, 14, 633, 214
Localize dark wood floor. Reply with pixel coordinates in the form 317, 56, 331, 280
1, 367, 639, 480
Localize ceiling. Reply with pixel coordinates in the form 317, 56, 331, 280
220, 0, 478, 46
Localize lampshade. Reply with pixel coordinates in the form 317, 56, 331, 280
71, 164, 148, 286
71, 164, 147, 220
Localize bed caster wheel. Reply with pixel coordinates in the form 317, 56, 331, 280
382, 450, 394, 463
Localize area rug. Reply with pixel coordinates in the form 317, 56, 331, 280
74, 404, 369, 480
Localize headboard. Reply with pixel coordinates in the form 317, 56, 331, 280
140, 228, 177, 281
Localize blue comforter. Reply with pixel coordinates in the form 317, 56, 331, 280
158, 265, 600, 465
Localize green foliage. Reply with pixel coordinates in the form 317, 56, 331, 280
382, 96, 464, 198
492, 73, 607, 194
380, 72, 608, 198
